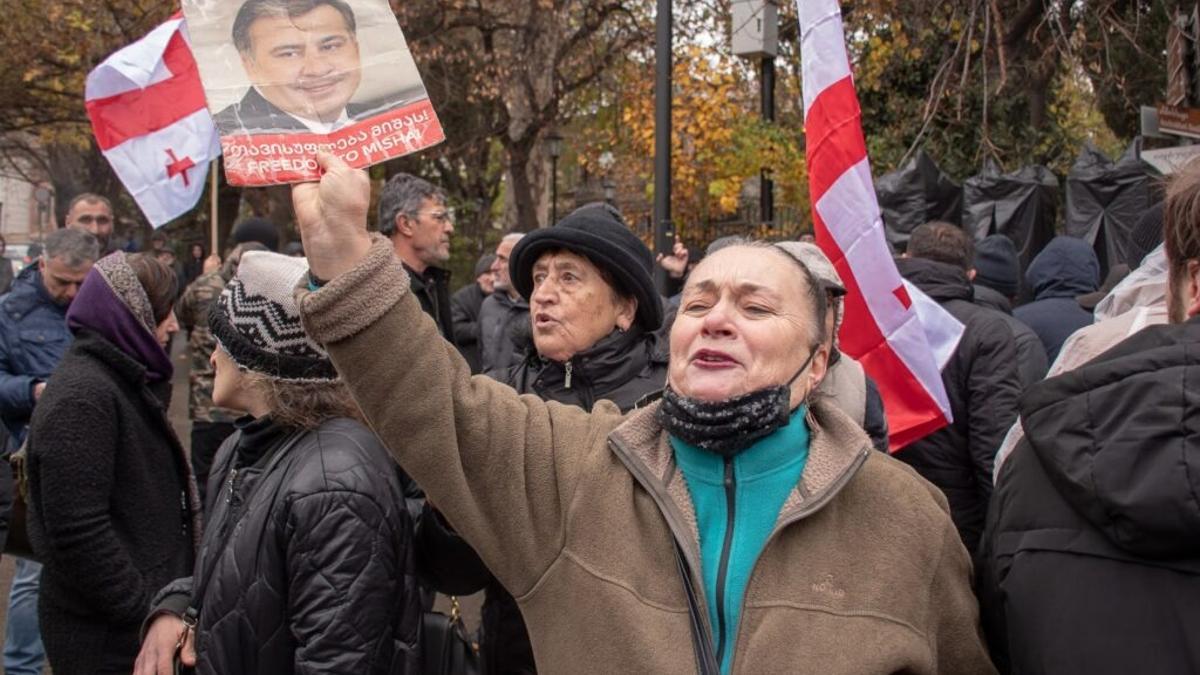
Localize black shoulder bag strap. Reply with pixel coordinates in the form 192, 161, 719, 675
673, 539, 720, 675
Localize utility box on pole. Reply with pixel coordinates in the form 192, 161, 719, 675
732, 0, 779, 59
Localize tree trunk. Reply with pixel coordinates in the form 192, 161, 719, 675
505, 138, 541, 231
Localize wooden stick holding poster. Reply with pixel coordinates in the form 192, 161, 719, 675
182, 0, 444, 186
210, 161, 219, 255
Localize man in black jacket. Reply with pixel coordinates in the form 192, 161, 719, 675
971, 234, 1048, 390
479, 233, 528, 376
451, 254, 494, 374
377, 172, 454, 340
978, 161, 1200, 674
896, 222, 1020, 554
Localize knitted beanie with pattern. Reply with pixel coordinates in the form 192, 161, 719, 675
208, 251, 337, 382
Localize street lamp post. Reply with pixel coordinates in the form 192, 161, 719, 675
732, 0, 779, 226
653, 0, 673, 293
546, 130, 565, 226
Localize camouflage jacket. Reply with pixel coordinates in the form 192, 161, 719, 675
177, 271, 240, 423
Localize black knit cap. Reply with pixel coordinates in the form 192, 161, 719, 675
230, 217, 279, 253
973, 234, 1020, 298
510, 204, 663, 331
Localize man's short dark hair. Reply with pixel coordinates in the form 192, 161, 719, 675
377, 173, 447, 237
908, 222, 974, 272
66, 193, 112, 214
232, 0, 357, 55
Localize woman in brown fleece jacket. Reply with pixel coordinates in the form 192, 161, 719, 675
292, 154, 995, 675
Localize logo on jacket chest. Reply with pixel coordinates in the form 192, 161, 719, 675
810, 574, 845, 600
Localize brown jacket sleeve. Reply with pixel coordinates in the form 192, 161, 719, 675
928, 517, 999, 674
296, 235, 624, 596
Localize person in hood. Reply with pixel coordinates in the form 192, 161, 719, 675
970, 234, 1048, 389
896, 222, 1021, 554
288, 154, 995, 674
978, 160, 1200, 674
25, 252, 196, 675
419, 203, 670, 674
1013, 236, 1100, 362
991, 242, 1170, 480
135, 252, 419, 675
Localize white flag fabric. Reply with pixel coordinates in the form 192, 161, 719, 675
85, 17, 219, 227
796, 0, 964, 451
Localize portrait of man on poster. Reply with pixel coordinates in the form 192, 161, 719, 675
214, 0, 378, 134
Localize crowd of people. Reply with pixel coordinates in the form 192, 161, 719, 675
0, 151, 1193, 674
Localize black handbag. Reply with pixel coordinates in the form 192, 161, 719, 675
4, 440, 39, 561
421, 596, 480, 675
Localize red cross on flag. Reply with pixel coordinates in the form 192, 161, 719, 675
85, 16, 218, 228
796, 0, 964, 451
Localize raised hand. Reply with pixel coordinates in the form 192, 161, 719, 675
202, 254, 221, 274
292, 152, 373, 283
656, 238, 690, 279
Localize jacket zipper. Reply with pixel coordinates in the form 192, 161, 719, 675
714, 457, 736, 667
564, 361, 573, 389
179, 490, 189, 537
225, 468, 239, 505
725, 444, 871, 672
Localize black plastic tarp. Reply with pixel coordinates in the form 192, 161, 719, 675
962, 160, 1059, 273
876, 150, 962, 251
1064, 140, 1161, 275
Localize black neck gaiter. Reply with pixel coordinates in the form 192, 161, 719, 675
658, 350, 815, 458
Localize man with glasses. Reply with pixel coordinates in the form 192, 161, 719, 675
377, 173, 455, 340
63, 193, 117, 255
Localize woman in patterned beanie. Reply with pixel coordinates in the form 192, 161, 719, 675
26, 251, 195, 675
134, 251, 420, 675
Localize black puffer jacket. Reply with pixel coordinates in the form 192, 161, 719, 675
150, 417, 421, 675
972, 284, 1049, 390
26, 330, 197, 675
506, 327, 668, 410
418, 328, 668, 675
979, 317, 1200, 674
895, 258, 1021, 554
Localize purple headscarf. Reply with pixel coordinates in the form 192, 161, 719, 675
66, 252, 173, 383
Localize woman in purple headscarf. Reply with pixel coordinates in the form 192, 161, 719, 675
24, 252, 200, 675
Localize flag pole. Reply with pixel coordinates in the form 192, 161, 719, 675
209, 161, 219, 256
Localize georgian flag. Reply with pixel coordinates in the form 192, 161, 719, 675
85, 16, 218, 227
796, 0, 964, 451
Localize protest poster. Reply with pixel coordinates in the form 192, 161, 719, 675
181, 0, 443, 186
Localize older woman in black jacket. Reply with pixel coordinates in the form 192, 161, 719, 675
420, 203, 669, 674
134, 251, 419, 675
27, 252, 194, 675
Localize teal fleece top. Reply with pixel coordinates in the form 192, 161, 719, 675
670, 409, 810, 674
